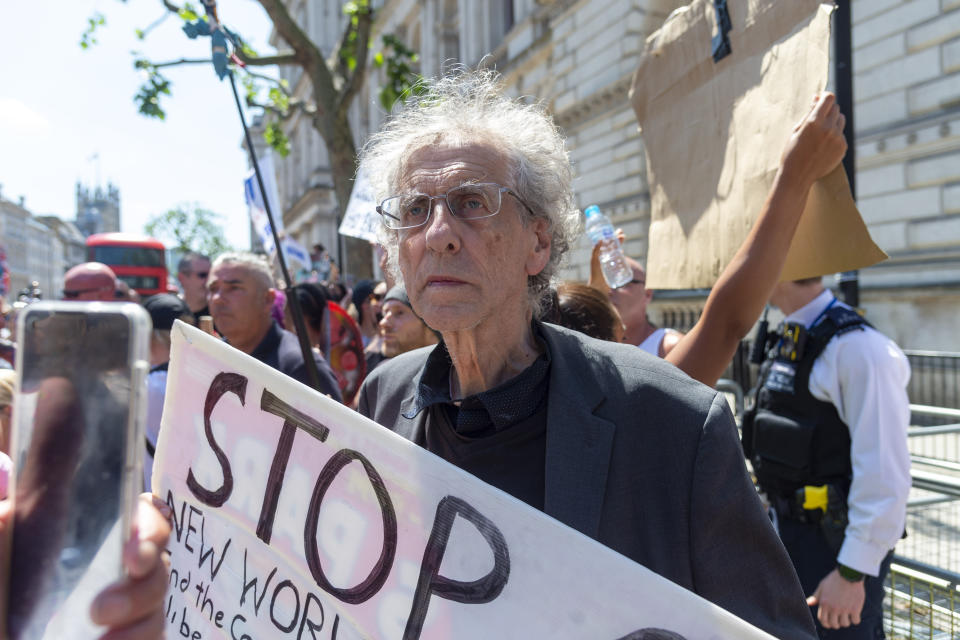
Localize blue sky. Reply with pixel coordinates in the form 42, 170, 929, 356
0, 1, 277, 249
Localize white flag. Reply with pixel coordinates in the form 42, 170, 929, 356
244, 154, 310, 268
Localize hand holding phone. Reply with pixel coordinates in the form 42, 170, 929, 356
4, 302, 149, 639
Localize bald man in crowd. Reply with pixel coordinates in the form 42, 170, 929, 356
61, 263, 118, 302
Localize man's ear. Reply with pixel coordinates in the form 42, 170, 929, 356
525, 218, 552, 276
266, 287, 277, 307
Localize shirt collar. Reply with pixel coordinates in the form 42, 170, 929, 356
403, 321, 552, 431
784, 289, 836, 328
248, 319, 283, 360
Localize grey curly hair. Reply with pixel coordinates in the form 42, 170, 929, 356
359, 69, 581, 316
211, 252, 275, 292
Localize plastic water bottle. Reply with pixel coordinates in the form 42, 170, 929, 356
583, 205, 633, 289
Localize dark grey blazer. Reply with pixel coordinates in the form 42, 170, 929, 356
358, 323, 816, 639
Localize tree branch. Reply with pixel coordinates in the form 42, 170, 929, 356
160, 0, 181, 13
235, 50, 300, 67
333, 12, 355, 80
247, 96, 314, 119
254, 0, 337, 112
148, 57, 214, 69
137, 10, 173, 39
243, 68, 290, 89
337, 7, 373, 113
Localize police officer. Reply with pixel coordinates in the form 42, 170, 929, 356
743, 276, 911, 638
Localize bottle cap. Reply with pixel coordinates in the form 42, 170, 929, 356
583, 205, 600, 218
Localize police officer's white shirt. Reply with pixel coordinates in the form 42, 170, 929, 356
784, 289, 911, 576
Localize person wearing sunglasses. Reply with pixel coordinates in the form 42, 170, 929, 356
176, 251, 212, 322
61, 263, 118, 302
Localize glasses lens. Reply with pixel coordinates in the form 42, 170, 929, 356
380, 194, 430, 229
62, 290, 80, 299
449, 184, 499, 219
196, 272, 209, 279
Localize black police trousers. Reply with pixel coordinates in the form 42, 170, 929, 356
779, 517, 892, 639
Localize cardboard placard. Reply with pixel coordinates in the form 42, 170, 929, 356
630, 0, 886, 289
153, 322, 775, 639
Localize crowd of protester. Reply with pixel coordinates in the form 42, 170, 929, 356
0, 69, 912, 640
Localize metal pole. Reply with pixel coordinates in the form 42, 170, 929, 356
228, 71, 324, 393
337, 215, 345, 282
833, 0, 859, 308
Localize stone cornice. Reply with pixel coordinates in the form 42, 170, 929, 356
551, 73, 634, 129
282, 183, 335, 230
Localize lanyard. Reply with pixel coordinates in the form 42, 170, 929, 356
807, 296, 838, 330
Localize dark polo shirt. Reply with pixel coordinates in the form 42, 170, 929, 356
401, 327, 550, 509
247, 320, 342, 402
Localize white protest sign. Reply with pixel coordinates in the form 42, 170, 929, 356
154, 322, 775, 639
338, 166, 381, 243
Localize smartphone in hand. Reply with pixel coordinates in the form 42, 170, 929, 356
4, 302, 149, 639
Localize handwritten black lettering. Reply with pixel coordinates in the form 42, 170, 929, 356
257, 389, 331, 544
296, 592, 326, 640
198, 513, 231, 581
230, 614, 253, 640
304, 449, 397, 605
169, 567, 191, 593
269, 580, 301, 633
403, 496, 510, 640
167, 490, 188, 542
240, 548, 277, 616
616, 630, 688, 640
184, 505, 202, 553
188, 372, 247, 506
177, 605, 201, 638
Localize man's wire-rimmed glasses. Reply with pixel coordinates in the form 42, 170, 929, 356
376, 182, 534, 230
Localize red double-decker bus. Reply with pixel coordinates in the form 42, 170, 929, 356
86, 233, 168, 297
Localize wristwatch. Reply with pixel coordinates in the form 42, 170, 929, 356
837, 563, 865, 582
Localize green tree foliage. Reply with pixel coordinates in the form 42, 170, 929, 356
374, 34, 426, 111
81, 1, 420, 155
145, 205, 232, 258
80, 12, 106, 50
83, 0, 424, 278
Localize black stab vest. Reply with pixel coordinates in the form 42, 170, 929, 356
742, 305, 870, 498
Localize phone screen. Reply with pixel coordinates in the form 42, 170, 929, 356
7, 303, 147, 639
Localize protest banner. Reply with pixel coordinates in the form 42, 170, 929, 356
630, 0, 886, 289
339, 166, 381, 244
154, 322, 776, 639
244, 153, 311, 269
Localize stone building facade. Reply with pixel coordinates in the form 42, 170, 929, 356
0, 196, 85, 300
271, 0, 960, 350
848, 0, 960, 350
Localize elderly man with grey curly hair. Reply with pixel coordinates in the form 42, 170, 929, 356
357, 70, 826, 639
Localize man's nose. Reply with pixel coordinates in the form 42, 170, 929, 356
423, 199, 461, 253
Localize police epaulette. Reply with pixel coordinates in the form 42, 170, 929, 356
805, 306, 871, 355
820, 306, 871, 335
